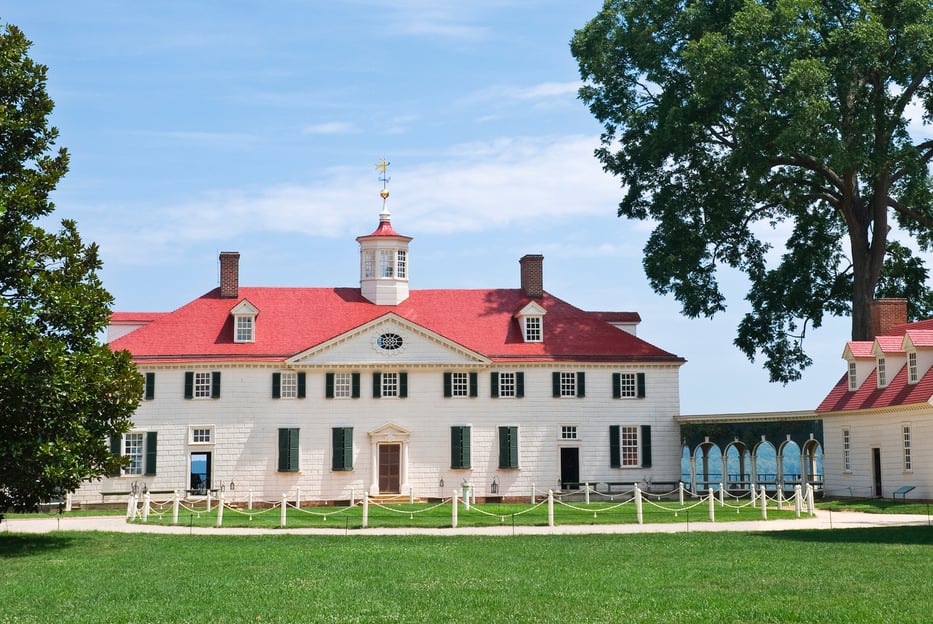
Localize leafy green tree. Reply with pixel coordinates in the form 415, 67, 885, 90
0, 23, 140, 511
571, 0, 933, 382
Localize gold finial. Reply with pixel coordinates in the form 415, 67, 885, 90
376, 158, 390, 204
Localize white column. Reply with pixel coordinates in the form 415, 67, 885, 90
370, 444, 380, 496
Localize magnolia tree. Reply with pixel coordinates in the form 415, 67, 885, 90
572, 0, 933, 382
0, 23, 140, 511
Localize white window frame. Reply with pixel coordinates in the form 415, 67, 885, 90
279, 372, 298, 399
234, 315, 255, 343
193, 372, 213, 399
381, 372, 399, 398
498, 372, 517, 398
189, 426, 215, 445
908, 351, 919, 384
362, 250, 375, 278
451, 372, 469, 397
847, 361, 858, 391
396, 249, 407, 278
876, 357, 887, 388
620, 426, 639, 467
561, 425, 578, 440
333, 372, 352, 398
903, 424, 912, 472
523, 316, 542, 342
842, 428, 851, 472
379, 249, 394, 277
123, 432, 144, 476
559, 372, 577, 398
618, 372, 638, 398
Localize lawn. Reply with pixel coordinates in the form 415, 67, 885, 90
1, 527, 931, 623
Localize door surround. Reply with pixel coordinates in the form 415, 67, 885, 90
368, 423, 410, 496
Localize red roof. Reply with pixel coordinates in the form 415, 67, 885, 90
110, 312, 166, 323
109, 287, 682, 365
844, 341, 874, 358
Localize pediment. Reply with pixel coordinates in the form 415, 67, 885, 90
286, 313, 491, 366
230, 299, 259, 315
515, 301, 547, 317
368, 422, 410, 442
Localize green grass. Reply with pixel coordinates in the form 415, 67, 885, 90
817, 498, 933, 515
132, 498, 801, 529
1, 527, 931, 623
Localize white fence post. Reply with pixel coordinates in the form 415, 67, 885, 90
531, 483, 536, 505
794, 485, 802, 518
452, 490, 459, 529
126, 494, 136, 520
708, 488, 715, 522
719, 484, 725, 507
206, 490, 212, 513
217, 490, 225, 527
248, 489, 253, 511
280, 494, 287, 528
806, 483, 815, 516
295, 487, 301, 510
634, 484, 643, 525
547, 490, 554, 527
142, 493, 151, 523
172, 491, 180, 525
760, 485, 768, 520
362, 494, 369, 529
678, 482, 684, 506
584, 482, 591, 505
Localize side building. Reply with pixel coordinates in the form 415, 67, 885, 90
818, 299, 933, 500
75, 204, 685, 505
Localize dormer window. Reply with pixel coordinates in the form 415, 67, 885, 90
515, 301, 546, 343
230, 299, 259, 344
847, 361, 858, 391
908, 351, 919, 384
877, 357, 887, 387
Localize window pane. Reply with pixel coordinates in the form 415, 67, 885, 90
382, 372, 398, 397
621, 426, 638, 467
124, 433, 144, 475
559, 372, 576, 397
194, 372, 212, 398
498, 372, 515, 398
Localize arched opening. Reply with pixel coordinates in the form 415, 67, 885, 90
753, 440, 777, 491
725, 442, 751, 493
694, 442, 722, 491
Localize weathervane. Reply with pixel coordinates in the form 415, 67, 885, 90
375, 158, 390, 205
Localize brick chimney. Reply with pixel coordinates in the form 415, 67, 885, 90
870, 298, 907, 337
219, 251, 240, 299
519, 254, 543, 299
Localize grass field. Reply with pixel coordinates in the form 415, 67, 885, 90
1, 527, 931, 623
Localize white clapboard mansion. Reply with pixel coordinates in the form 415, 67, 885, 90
818, 299, 933, 500
74, 200, 685, 505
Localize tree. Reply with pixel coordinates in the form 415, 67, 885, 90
0, 23, 141, 511
571, 0, 933, 382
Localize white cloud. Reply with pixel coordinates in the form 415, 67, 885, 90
302, 121, 360, 135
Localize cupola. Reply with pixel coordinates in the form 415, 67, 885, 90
356, 160, 412, 305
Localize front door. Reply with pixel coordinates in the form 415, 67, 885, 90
190, 452, 211, 494
872, 448, 882, 497
379, 444, 401, 493
560, 447, 580, 490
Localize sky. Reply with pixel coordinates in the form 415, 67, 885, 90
3, 1, 882, 414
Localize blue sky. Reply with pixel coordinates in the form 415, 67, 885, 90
6, 1, 861, 414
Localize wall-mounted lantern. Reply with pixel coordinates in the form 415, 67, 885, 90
490, 475, 499, 494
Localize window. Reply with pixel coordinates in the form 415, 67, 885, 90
377, 333, 403, 350
498, 426, 519, 469
278, 428, 299, 472
491, 372, 524, 398
143, 372, 155, 401
842, 429, 851, 472
185, 371, 220, 399
903, 425, 912, 472
373, 372, 407, 398
609, 425, 651, 468
451, 426, 471, 469
553, 371, 585, 398
908, 352, 919, 384
379, 250, 394, 277
332, 427, 354, 471
613, 372, 646, 398
190, 427, 213, 444
124, 433, 144, 476
326, 372, 360, 398
272, 372, 306, 399
847, 361, 858, 391
561, 426, 577, 440
524, 316, 542, 342
111, 431, 157, 477
877, 357, 887, 387
396, 250, 407, 278
362, 250, 375, 278
444, 372, 477, 398
235, 315, 254, 342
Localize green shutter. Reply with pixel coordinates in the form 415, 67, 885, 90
184, 372, 194, 399
144, 431, 158, 476
332, 427, 353, 471
612, 373, 621, 399
109, 435, 122, 477
443, 372, 453, 397
490, 372, 499, 398
144, 372, 155, 401
637, 372, 646, 398
272, 372, 281, 399
516, 372, 524, 398
372, 372, 381, 398
641, 425, 652, 468
399, 372, 408, 398
211, 371, 221, 399
351, 373, 361, 398
325, 373, 335, 398
278, 428, 299, 472
498, 426, 518, 469
552, 372, 560, 397
297, 372, 306, 398
451, 426, 471, 469
577, 372, 586, 398
469, 372, 478, 397
609, 425, 621, 468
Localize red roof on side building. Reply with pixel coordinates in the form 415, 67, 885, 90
109, 287, 682, 365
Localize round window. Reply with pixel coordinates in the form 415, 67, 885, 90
377, 333, 403, 350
